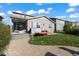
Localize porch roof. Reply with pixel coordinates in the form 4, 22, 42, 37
10, 15, 27, 20
10, 16, 27, 23
12, 12, 34, 17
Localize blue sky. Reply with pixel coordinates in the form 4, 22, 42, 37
0, 3, 79, 25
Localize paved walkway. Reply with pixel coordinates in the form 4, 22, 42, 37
5, 34, 79, 56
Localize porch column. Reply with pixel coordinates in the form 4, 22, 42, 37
9, 17, 14, 33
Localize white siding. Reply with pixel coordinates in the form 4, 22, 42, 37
76, 22, 79, 26
27, 17, 54, 34
56, 20, 65, 32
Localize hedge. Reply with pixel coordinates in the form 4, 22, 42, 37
63, 25, 79, 35
0, 22, 11, 55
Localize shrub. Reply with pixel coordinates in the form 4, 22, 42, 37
63, 25, 71, 33
0, 22, 11, 55
63, 25, 79, 35
72, 28, 79, 35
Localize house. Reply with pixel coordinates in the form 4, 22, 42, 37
50, 18, 77, 32
0, 16, 3, 21
10, 12, 55, 34
76, 22, 79, 26
10, 12, 77, 35
75, 22, 79, 28
50, 18, 65, 32
65, 21, 73, 26
65, 20, 76, 26
27, 16, 55, 35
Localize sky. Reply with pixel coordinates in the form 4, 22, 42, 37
0, 3, 79, 25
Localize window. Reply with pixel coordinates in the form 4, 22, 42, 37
49, 24, 52, 28
43, 24, 44, 26
37, 22, 40, 28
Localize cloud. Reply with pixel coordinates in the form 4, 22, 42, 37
0, 5, 2, 8
38, 8, 52, 14
38, 9, 49, 14
0, 12, 6, 16
26, 10, 37, 15
69, 13, 79, 18
55, 16, 67, 19
36, 3, 43, 5
7, 11, 13, 15
25, 7, 53, 15
69, 3, 79, 7
7, 3, 11, 5
26, 9, 48, 15
7, 10, 23, 15
66, 8, 76, 13
14, 10, 23, 13
47, 8, 53, 11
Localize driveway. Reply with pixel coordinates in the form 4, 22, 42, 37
5, 34, 79, 56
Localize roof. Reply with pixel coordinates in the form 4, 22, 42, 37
50, 18, 76, 23
10, 15, 27, 20
28, 16, 55, 24
65, 20, 76, 23
50, 18, 65, 21
12, 12, 35, 17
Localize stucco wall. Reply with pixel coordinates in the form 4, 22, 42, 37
27, 17, 54, 34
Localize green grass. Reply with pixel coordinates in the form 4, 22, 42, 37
29, 34, 79, 47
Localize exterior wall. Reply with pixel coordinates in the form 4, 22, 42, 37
75, 22, 79, 28
56, 19, 65, 32
65, 21, 76, 27
76, 22, 79, 26
27, 17, 54, 34
65, 21, 72, 26
72, 22, 76, 26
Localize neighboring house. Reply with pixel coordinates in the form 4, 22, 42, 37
50, 18, 65, 32
65, 21, 73, 26
0, 16, 3, 21
65, 21, 76, 26
76, 22, 79, 26
75, 22, 79, 28
50, 18, 77, 32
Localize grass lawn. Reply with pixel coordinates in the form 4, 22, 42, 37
29, 33, 79, 47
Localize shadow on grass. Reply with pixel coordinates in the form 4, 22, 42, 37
0, 54, 6, 56
62, 32, 79, 36
59, 47, 79, 56
45, 52, 57, 56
